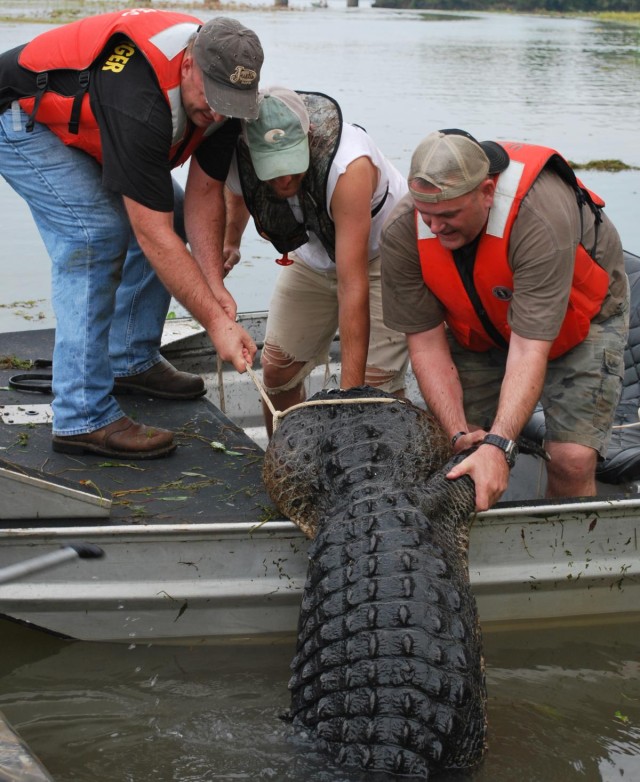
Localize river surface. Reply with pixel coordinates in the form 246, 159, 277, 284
0, 2, 639, 329
1, 616, 640, 781
1, 4, 640, 781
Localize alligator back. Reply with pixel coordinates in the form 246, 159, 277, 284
263, 386, 487, 778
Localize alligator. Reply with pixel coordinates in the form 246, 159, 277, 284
262, 386, 487, 778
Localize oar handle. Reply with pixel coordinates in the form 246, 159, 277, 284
0, 543, 104, 585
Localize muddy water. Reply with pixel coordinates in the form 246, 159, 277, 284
1, 616, 639, 781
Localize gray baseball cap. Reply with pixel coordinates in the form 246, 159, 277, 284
244, 87, 310, 181
193, 17, 263, 120
409, 129, 509, 203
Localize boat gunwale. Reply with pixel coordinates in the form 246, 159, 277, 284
1, 494, 639, 538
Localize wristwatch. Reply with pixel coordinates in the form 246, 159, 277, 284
481, 434, 519, 468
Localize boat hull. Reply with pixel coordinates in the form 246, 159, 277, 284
1, 491, 638, 644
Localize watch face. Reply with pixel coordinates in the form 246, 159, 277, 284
504, 441, 518, 466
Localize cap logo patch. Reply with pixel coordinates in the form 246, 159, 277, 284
264, 129, 286, 143
229, 65, 258, 86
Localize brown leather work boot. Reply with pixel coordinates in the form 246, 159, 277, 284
52, 416, 176, 459
113, 358, 206, 400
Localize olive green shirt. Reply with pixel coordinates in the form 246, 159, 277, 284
380, 168, 627, 341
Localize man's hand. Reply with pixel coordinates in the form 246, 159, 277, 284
213, 284, 238, 321
213, 316, 257, 372
223, 245, 241, 277
123, 196, 248, 373
446, 444, 510, 511
223, 188, 250, 278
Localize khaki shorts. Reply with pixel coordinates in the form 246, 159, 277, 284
448, 301, 629, 457
262, 255, 409, 393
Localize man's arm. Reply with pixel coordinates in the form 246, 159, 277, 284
446, 332, 552, 510
331, 156, 379, 389
183, 156, 237, 320
223, 187, 251, 276
123, 196, 256, 372
407, 324, 469, 439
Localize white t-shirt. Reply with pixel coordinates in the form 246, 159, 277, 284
227, 123, 407, 272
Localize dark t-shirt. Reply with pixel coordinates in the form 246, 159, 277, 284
0, 36, 240, 212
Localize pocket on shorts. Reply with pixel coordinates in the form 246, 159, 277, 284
602, 346, 624, 379
595, 346, 625, 424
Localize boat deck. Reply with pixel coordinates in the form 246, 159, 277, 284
0, 328, 274, 529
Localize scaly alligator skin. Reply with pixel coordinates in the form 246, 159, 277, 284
263, 386, 487, 779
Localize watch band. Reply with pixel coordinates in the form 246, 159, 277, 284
481, 434, 519, 467
451, 431, 467, 447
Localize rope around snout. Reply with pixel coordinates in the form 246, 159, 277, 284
244, 362, 404, 433
243, 364, 640, 434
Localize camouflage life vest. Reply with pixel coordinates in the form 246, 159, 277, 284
237, 91, 342, 260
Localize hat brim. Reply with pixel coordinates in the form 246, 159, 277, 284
250, 137, 310, 182
203, 78, 260, 120
480, 140, 509, 176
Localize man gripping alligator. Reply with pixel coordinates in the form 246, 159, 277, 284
0, 10, 263, 459
381, 129, 629, 510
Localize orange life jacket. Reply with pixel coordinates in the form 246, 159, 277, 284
416, 142, 609, 360
17, 8, 207, 166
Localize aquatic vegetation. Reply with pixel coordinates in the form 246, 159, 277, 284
569, 159, 638, 172
0, 355, 33, 370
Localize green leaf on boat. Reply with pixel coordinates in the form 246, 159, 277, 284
210, 440, 242, 457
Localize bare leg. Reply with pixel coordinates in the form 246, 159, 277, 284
544, 441, 598, 498
261, 344, 307, 438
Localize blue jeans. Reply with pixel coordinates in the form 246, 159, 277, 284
0, 105, 184, 435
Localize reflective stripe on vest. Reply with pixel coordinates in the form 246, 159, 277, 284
17, 9, 203, 165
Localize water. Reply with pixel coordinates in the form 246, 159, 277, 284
1, 6, 640, 781
0, 4, 639, 329
1, 617, 640, 781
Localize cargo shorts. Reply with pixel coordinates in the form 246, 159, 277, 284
448, 300, 629, 457
262, 255, 409, 394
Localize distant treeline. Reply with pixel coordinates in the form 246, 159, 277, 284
372, 1, 640, 10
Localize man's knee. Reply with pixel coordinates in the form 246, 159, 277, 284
261, 342, 308, 393
545, 441, 597, 483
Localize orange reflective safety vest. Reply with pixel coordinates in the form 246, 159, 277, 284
17, 8, 205, 166
416, 142, 609, 360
